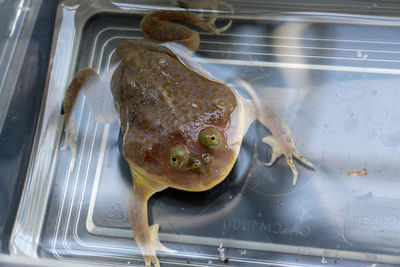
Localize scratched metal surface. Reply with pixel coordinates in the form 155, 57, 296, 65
17, 1, 400, 267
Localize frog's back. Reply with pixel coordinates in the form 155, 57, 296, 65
111, 43, 238, 179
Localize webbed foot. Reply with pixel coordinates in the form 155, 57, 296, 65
262, 135, 314, 185
149, 224, 177, 254
244, 97, 313, 185
176, 0, 234, 34
142, 224, 177, 267
144, 255, 159, 267
198, 1, 234, 34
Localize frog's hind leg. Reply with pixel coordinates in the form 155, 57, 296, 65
140, 8, 232, 53
253, 101, 314, 185
62, 68, 117, 168
179, 0, 234, 34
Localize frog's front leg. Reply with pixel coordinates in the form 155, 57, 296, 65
257, 102, 314, 185
62, 68, 100, 168
62, 68, 117, 168
128, 163, 175, 267
241, 95, 313, 185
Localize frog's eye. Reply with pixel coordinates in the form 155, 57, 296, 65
168, 146, 188, 168
199, 128, 221, 149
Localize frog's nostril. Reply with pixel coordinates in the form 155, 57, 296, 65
191, 159, 201, 169
202, 154, 212, 164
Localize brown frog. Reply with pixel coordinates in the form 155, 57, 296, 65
62, 8, 313, 267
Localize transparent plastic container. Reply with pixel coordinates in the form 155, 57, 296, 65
3, 0, 400, 266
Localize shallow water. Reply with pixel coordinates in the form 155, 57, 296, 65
10, 1, 400, 266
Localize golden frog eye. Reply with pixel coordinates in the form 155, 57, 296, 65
168, 146, 188, 168
199, 128, 221, 149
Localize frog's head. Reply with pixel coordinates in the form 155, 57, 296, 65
160, 125, 240, 191
125, 105, 244, 192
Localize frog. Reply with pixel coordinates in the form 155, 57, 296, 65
62, 8, 314, 267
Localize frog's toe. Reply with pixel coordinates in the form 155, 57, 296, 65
144, 255, 160, 267
61, 125, 77, 169
202, 15, 232, 34
262, 136, 282, 166
150, 224, 177, 254
214, 19, 232, 34
140, 224, 176, 266
293, 150, 314, 169
284, 154, 299, 186
157, 241, 176, 254
262, 136, 313, 186
291, 150, 314, 185
198, 0, 233, 34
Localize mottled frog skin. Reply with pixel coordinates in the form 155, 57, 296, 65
62, 8, 313, 267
